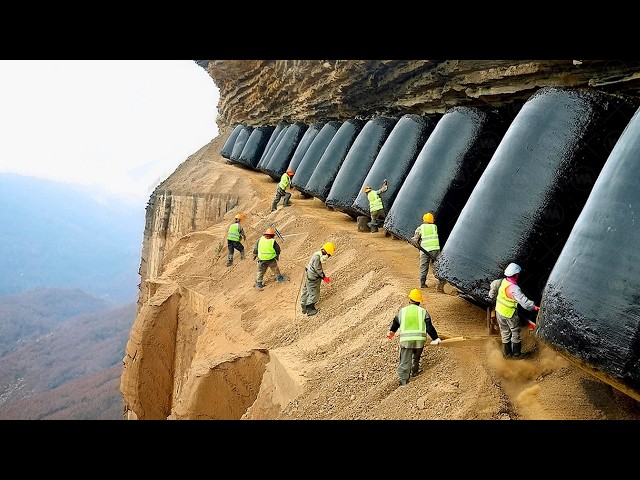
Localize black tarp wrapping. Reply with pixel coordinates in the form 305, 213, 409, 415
351, 114, 436, 219
291, 121, 342, 194
257, 124, 288, 172
229, 125, 254, 163
236, 125, 276, 169
325, 117, 397, 218
436, 87, 640, 311
303, 119, 365, 201
536, 105, 640, 401
384, 106, 511, 244
220, 124, 246, 159
287, 123, 325, 174
263, 122, 308, 181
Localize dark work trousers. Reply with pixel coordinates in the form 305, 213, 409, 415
227, 240, 245, 265
398, 346, 424, 385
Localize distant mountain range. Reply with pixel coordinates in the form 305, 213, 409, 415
0, 173, 146, 419
0, 173, 144, 304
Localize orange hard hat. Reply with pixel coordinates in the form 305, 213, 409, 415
234, 213, 245, 221
363, 186, 372, 193
286, 169, 294, 176
265, 228, 276, 236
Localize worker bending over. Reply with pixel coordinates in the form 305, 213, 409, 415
300, 242, 335, 316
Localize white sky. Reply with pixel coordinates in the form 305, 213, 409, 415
0, 60, 219, 205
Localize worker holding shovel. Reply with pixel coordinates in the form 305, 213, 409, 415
386, 288, 441, 386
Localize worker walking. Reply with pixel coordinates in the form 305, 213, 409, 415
363, 179, 388, 233
410, 211, 446, 292
226, 213, 247, 267
387, 288, 441, 386
488, 262, 539, 359
271, 169, 295, 212
300, 242, 335, 316
253, 228, 286, 289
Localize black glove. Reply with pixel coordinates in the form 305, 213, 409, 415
253, 255, 257, 261
275, 256, 280, 261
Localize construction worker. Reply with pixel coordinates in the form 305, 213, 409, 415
253, 228, 286, 289
226, 213, 247, 267
387, 288, 441, 386
271, 169, 295, 212
488, 262, 539, 359
410, 211, 446, 292
363, 179, 388, 233
300, 242, 335, 316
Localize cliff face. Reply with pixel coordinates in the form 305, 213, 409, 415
119, 60, 640, 420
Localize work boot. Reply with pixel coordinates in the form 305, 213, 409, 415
240, 252, 245, 260
420, 277, 427, 289
276, 274, 286, 282
301, 304, 308, 314
271, 200, 278, 212
255, 280, 264, 289
306, 303, 318, 316
226, 254, 233, 267
502, 342, 512, 358
367, 222, 379, 233
511, 342, 522, 358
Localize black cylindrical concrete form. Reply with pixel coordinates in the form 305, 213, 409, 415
263, 122, 308, 181
437, 87, 640, 309
292, 121, 342, 195
220, 124, 246, 159
236, 125, 275, 169
384, 107, 510, 243
288, 123, 325, 174
352, 114, 436, 220
536, 105, 640, 402
229, 125, 254, 163
325, 117, 397, 219
303, 119, 365, 202
257, 124, 288, 172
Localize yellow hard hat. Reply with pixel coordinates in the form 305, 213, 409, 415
409, 288, 423, 303
423, 212, 434, 223
363, 186, 372, 193
322, 242, 336, 256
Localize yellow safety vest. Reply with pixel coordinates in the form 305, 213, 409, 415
227, 222, 241, 242
398, 304, 427, 342
367, 190, 383, 212
419, 223, 440, 251
258, 237, 277, 261
495, 278, 517, 318
278, 172, 290, 190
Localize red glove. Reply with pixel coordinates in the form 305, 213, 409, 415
533, 305, 540, 311
528, 320, 536, 331
386, 331, 394, 339
323, 276, 331, 284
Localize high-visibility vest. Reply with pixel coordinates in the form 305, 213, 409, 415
367, 190, 383, 212
278, 172, 290, 190
257, 237, 277, 261
398, 304, 427, 342
227, 222, 241, 242
419, 223, 440, 251
495, 278, 517, 318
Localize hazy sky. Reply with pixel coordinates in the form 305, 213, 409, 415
0, 60, 219, 204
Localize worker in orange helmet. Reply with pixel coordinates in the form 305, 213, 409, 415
386, 288, 441, 386
410, 211, 447, 292
252, 227, 285, 289
300, 242, 335, 316
271, 169, 295, 212
363, 179, 388, 233
226, 213, 247, 267
488, 262, 539, 359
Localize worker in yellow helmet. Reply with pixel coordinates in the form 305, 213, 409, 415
226, 213, 247, 267
300, 242, 335, 316
386, 288, 441, 386
410, 211, 447, 292
271, 169, 295, 212
252, 227, 286, 289
363, 179, 388, 233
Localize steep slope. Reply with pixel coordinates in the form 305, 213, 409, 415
120, 131, 640, 420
